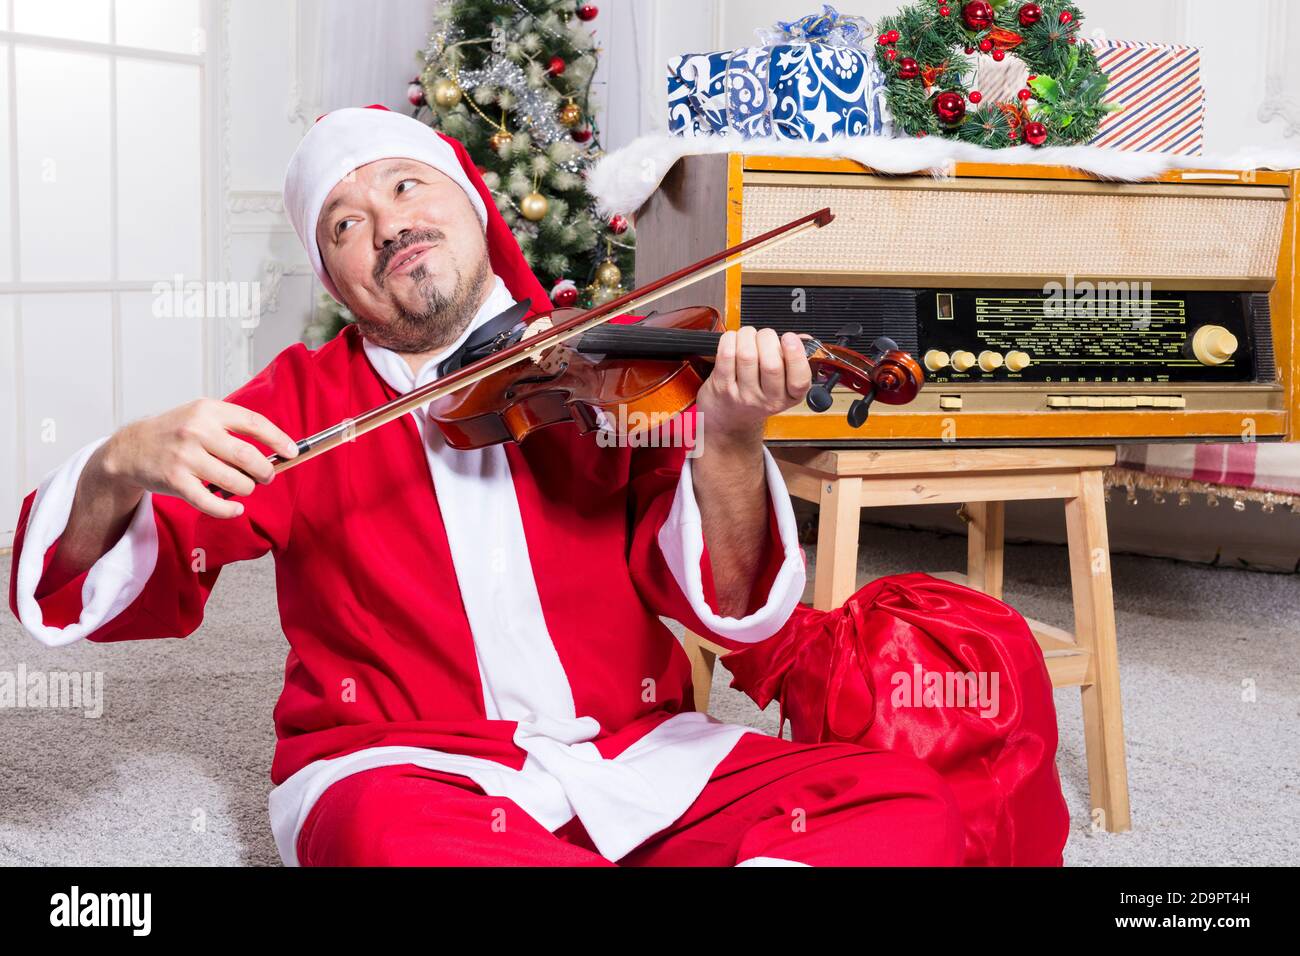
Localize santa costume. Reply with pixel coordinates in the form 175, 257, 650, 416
8, 106, 1063, 866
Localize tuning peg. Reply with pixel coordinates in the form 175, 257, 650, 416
870, 336, 899, 360
806, 370, 841, 413
847, 388, 875, 428
833, 323, 864, 347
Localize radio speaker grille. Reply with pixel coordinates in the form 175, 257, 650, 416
742, 182, 1285, 284
739, 286, 919, 354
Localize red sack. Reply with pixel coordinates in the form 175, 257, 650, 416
721, 573, 1069, 866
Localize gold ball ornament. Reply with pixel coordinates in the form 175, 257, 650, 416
589, 283, 622, 306
558, 101, 583, 128
432, 78, 462, 108
520, 191, 550, 222
489, 128, 512, 152
595, 259, 622, 287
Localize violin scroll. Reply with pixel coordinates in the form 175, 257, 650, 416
804, 324, 925, 428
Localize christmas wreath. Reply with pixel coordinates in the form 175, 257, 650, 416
875, 0, 1115, 147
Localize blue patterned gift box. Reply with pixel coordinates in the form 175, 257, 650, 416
667, 7, 890, 141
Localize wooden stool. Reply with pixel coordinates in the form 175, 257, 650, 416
684, 446, 1131, 833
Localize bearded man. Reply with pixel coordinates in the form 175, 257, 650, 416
8, 107, 964, 866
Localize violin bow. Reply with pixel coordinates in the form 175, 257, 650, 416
219, 207, 834, 493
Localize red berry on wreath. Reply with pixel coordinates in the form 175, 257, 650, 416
1059, 10, 1074, 25
886, 48, 899, 60
571, 126, 592, 142
1068, 37, 1076, 44
934, 91, 967, 124
898, 57, 921, 79
979, 37, 993, 52
1028, 74, 1038, 81
1017, 88, 1032, 101
609, 214, 629, 235
991, 48, 1006, 61
547, 56, 566, 76
576, 4, 599, 21
939, 5, 951, 15
1019, 3, 1043, 27
961, 1, 994, 30
887, 29, 901, 41
1024, 121, 1048, 146
965, 46, 975, 54
878, 33, 891, 46
969, 90, 983, 104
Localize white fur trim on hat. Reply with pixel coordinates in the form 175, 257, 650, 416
283, 107, 489, 300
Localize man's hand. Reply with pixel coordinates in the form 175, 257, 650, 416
688, 328, 810, 618
97, 398, 300, 520
37, 400, 299, 596
695, 327, 812, 443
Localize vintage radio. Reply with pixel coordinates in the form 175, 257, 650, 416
634, 154, 1299, 445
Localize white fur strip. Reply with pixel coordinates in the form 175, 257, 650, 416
586, 132, 1300, 218
735, 856, 812, 866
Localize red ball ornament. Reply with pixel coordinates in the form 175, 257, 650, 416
551, 281, 578, 307
969, 90, 983, 104
962, 0, 994, 30
571, 126, 592, 142
1019, 3, 1043, 27
991, 48, 1006, 61
978, 38, 993, 52
547, 55, 566, 76
407, 82, 425, 106
886, 48, 899, 61
939, 4, 951, 15
1059, 10, 1074, 25
609, 214, 629, 235
933, 91, 966, 124
1024, 121, 1048, 146
964, 46, 975, 54
898, 57, 921, 79
576, 3, 599, 21
1017, 88, 1032, 101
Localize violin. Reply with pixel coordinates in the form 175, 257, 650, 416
209, 207, 924, 495
428, 306, 923, 449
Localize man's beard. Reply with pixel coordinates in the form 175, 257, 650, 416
357, 229, 493, 354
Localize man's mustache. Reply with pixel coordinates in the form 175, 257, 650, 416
375, 229, 446, 286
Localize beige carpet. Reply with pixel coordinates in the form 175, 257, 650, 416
2, 524, 1296, 866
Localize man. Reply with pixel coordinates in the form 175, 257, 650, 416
9, 107, 963, 866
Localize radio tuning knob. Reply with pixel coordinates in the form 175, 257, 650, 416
950, 350, 977, 373
977, 350, 1004, 373
1192, 326, 1239, 366
1005, 350, 1032, 373
923, 350, 951, 372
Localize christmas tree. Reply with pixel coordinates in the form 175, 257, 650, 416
307, 0, 632, 347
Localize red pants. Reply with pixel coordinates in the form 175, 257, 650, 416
296, 731, 966, 866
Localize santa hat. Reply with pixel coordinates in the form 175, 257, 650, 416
283, 104, 550, 314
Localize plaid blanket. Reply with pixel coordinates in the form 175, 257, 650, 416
1115, 443, 1300, 497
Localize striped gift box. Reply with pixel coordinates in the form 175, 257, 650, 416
1088, 40, 1204, 155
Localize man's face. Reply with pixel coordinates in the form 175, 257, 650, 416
315, 158, 492, 353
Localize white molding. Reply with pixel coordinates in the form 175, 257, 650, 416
1258, 0, 1298, 138
227, 189, 286, 215
260, 258, 313, 314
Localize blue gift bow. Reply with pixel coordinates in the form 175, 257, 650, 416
773, 4, 867, 46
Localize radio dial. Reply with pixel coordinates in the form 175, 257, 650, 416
951, 350, 977, 373
977, 351, 1004, 373
923, 350, 951, 372
1192, 326, 1239, 366
1005, 350, 1032, 373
